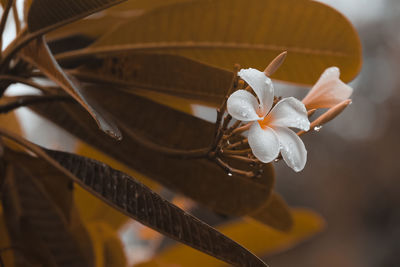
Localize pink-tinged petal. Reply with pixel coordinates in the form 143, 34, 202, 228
238, 68, 274, 116
302, 67, 353, 109
266, 97, 310, 131
227, 89, 261, 121
274, 126, 307, 172
248, 122, 280, 163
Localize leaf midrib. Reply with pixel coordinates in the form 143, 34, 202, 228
55, 41, 352, 61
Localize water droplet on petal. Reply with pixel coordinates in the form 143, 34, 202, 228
314, 125, 323, 132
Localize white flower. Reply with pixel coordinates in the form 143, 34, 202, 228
227, 68, 310, 172
302, 67, 353, 109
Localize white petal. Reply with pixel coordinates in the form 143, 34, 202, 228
248, 122, 280, 163
227, 90, 261, 121
302, 67, 353, 109
267, 97, 310, 131
238, 68, 274, 115
274, 126, 307, 172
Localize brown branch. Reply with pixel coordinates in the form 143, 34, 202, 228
0, 26, 28, 72
0, 0, 13, 52
0, 75, 55, 93
12, 0, 20, 33
225, 138, 248, 149
0, 95, 73, 114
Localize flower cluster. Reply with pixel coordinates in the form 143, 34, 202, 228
226, 66, 353, 172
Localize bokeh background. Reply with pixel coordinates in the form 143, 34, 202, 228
271, 1, 400, 266
4, 0, 400, 266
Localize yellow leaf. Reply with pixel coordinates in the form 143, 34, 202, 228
58, 0, 362, 85
86, 222, 127, 267
0, 110, 23, 152
136, 209, 325, 267
48, 0, 204, 41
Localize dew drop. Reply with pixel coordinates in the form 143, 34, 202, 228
274, 158, 279, 162
314, 125, 323, 132
228, 172, 233, 177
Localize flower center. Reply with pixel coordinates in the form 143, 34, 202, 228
258, 114, 273, 129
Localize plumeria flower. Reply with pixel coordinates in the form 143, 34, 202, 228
227, 68, 310, 172
302, 67, 353, 109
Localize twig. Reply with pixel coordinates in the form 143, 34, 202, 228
212, 64, 240, 147
230, 123, 251, 136
225, 120, 242, 135
0, 95, 73, 114
12, 0, 20, 33
0, 26, 28, 72
214, 157, 254, 178
224, 138, 248, 149
0, 0, 13, 52
222, 148, 252, 156
224, 154, 259, 163
116, 122, 210, 160
0, 75, 56, 93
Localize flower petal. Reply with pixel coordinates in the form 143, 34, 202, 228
227, 89, 261, 121
248, 122, 280, 163
267, 97, 310, 131
302, 67, 353, 109
238, 68, 274, 116
274, 126, 307, 172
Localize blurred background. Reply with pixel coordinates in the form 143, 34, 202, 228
3, 0, 400, 266
271, 1, 400, 266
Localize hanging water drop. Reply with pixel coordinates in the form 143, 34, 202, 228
314, 125, 323, 132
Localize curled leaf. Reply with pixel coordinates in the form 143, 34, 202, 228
20, 37, 121, 139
